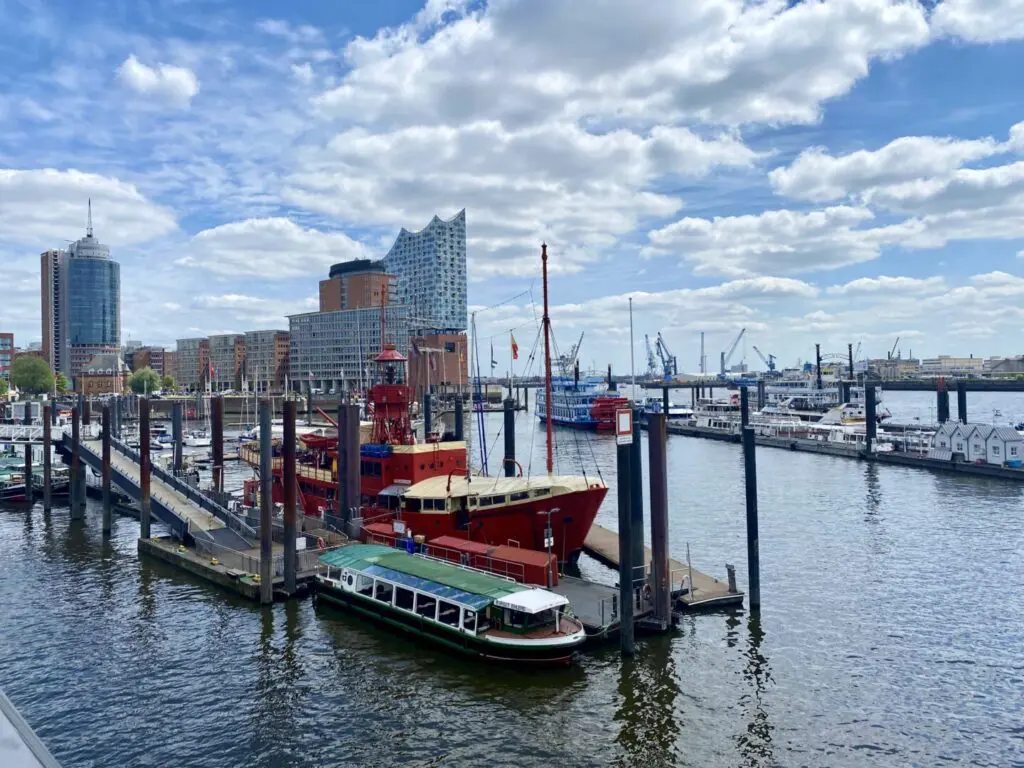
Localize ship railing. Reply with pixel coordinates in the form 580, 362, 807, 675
194, 536, 343, 578
419, 541, 528, 584
412, 549, 523, 584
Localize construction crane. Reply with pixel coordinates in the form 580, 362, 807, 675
655, 332, 677, 379
556, 331, 585, 376
752, 345, 776, 372
887, 336, 900, 360
644, 334, 659, 379
720, 327, 747, 375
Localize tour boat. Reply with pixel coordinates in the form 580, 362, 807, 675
635, 397, 694, 425
241, 243, 607, 564
535, 377, 629, 431
314, 544, 586, 666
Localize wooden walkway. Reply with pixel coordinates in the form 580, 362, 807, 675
583, 523, 743, 610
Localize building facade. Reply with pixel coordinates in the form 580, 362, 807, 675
408, 333, 468, 399
77, 352, 129, 397
0, 333, 12, 380
319, 259, 396, 312
289, 305, 409, 393
175, 337, 210, 392
920, 356, 986, 377
244, 330, 290, 393
40, 248, 68, 376
383, 210, 467, 334
132, 346, 166, 376
163, 350, 178, 385
208, 334, 245, 391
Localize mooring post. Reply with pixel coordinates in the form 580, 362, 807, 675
503, 398, 516, 477
76, 393, 87, 514
523, 386, 529, 412
50, 400, 57, 426
629, 407, 644, 589
70, 405, 83, 520
742, 426, 761, 612
937, 389, 950, 423
957, 381, 968, 424
454, 396, 464, 441
171, 402, 183, 472
757, 379, 766, 411
617, 439, 634, 656
336, 395, 346, 522
662, 386, 669, 417
211, 395, 224, 494
42, 405, 52, 512
111, 396, 119, 439
865, 385, 877, 453
283, 399, 297, 595
648, 412, 670, 626
259, 399, 273, 604
815, 343, 823, 390
23, 402, 32, 499
139, 397, 151, 539
101, 405, 112, 534
344, 403, 360, 536
424, 391, 433, 437
740, 386, 750, 428
82, 397, 91, 432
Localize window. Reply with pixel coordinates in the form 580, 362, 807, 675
394, 587, 414, 611
510, 491, 529, 502
416, 595, 437, 620
993, 445, 1001, 455
373, 581, 393, 603
437, 601, 461, 627
1012, 446, 1019, 457
532, 488, 551, 497
444, 342, 456, 353
462, 610, 477, 633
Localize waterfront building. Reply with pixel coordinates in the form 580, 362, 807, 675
243, 330, 290, 393
383, 210, 467, 334
919, 356, 986, 377
408, 333, 468, 400
0, 333, 12, 380
40, 248, 68, 376
319, 259, 395, 312
288, 305, 409, 393
932, 422, 1022, 466
132, 346, 166, 376
164, 350, 178, 385
208, 334, 245, 391
965, 424, 994, 463
175, 337, 210, 392
77, 352, 129, 397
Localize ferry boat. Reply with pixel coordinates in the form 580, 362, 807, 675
314, 543, 586, 666
241, 244, 608, 564
535, 377, 629, 431
693, 395, 743, 431
635, 397, 694, 425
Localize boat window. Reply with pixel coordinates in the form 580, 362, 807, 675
360, 460, 382, 478
509, 491, 529, 502
415, 595, 437, 620
394, 587, 414, 611
532, 488, 551, 497
356, 575, 374, 595
504, 608, 527, 628
373, 580, 393, 603
462, 609, 477, 634
437, 601, 461, 627
468, 497, 478, 508
406, 498, 422, 512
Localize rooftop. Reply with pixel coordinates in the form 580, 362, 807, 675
328, 258, 388, 279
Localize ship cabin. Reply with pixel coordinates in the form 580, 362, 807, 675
359, 441, 469, 509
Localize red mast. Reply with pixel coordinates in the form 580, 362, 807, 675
542, 243, 554, 474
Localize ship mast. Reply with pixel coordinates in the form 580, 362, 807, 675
542, 243, 553, 475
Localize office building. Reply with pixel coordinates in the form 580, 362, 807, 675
319, 259, 395, 312
383, 210, 466, 334
244, 330, 290, 393
289, 305, 409, 393
175, 337, 210, 392
409, 333, 468, 398
209, 334, 245, 391
132, 346, 166, 376
40, 248, 67, 375
0, 333, 13, 380
164, 350, 178, 384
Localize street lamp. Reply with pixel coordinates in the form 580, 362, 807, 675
537, 507, 559, 587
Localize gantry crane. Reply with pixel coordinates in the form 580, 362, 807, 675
644, 334, 659, 379
655, 332, 678, 379
752, 345, 776, 372
719, 327, 747, 375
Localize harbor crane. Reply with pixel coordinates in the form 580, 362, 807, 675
887, 336, 900, 360
644, 334, 659, 379
655, 332, 678, 379
752, 345, 776, 372
719, 327, 747, 375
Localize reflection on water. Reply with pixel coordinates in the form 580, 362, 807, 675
736, 615, 774, 768
613, 636, 682, 768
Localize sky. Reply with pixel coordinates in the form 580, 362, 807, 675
3, 0, 1024, 377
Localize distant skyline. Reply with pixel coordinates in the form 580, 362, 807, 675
3, 1, 1024, 375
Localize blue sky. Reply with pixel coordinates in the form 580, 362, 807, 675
2, 0, 1024, 375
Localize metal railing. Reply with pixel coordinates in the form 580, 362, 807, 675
193, 536, 335, 577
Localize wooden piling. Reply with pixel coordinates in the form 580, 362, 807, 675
211, 395, 224, 494
139, 397, 151, 540
629, 408, 644, 583
23, 402, 32, 499
957, 381, 967, 424
101, 405, 112, 534
171, 402, 183, 472
42, 405, 52, 512
283, 399, 297, 595
259, 399, 273, 604
424, 392, 433, 437
740, 386, 750, 428
616, 441, 634, 656
503, 398, 516, 477
647, 412, 671, 626
70, 406, 83, 520
742, 426, 761, 611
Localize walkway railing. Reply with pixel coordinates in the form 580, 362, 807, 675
193, 536, 334, 578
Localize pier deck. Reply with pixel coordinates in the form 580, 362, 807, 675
1, 688, 61, 767
584, 523, 743, 611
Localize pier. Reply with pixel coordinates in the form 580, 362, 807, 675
0, 688, 61, 768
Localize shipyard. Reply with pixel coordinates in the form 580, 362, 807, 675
4, 3, 1024, 768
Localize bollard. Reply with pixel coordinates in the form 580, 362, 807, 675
742, 426, 761, 611
727, 563, 737, 594
957, 381, 967, 424
259, 399, 273, 604
424, 392, 433, 437
42, 405, 52, 511
616, 440, 634, 656
70, 406, 83, 520
503, 398, 516, 477
211, 396, 224, 494
648, 413, 671, 626
740, 386, 750, 428
172, 402, 183, 472
139, 397, 151, 539
102, 405, 112, 534
283, 400, 297, 595
629, 408, 644, 585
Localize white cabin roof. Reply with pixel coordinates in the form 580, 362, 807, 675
494, 588, 569, 614
988, 427, 1022, 442
402, 473, 601, 500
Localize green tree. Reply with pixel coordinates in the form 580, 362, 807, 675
128, 367, 161, 394
0, 378, 8, 398
9, 355, 54, 394
161, 375, 175, 391
54, 373, 70, 394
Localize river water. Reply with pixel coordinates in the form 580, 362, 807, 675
1, 391, 1023, 767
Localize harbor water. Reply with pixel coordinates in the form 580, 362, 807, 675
1, 391, 1023, 767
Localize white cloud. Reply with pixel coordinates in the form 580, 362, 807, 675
645, 205, 880, 277
931, 0, 1024, 43
826, 275, 947, 295
176, 217, 372, 278
189, 293, 318, 326
0, 168, 177, 247
256, 19, 324, 44
290, 63, 314, 84
117, 54, 199, 108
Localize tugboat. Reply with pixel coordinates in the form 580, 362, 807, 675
315, 543, 586, 666
241, 244, 608, 564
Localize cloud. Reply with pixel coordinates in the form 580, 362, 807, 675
256, 19, 324, 44
826, 275, 947, 295
931, 0, 1024, 43
117, 54, 199, 108
0, 168, 177, 247
189, 293, 318, 326
176, 217, 372, 278
645, 205, 880, 277
290, 63, 314, 84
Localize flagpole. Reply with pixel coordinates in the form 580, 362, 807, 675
629, 296, 636, 401
508, 329, 513, 397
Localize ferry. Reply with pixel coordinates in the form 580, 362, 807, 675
535, 376, 629, 431
635, 397, 694, 425
314, 544, 587, 666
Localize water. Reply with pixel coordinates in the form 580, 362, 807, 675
2, 392, 1023, 767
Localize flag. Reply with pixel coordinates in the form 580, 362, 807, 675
307, 370, 314, 381
411, 339, 420, 358
429, 352, 437, 373
511, 333, 519, 361
490, 341, 497, 369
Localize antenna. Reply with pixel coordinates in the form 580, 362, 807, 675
87, 198, 93, 237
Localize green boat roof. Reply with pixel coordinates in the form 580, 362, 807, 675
320, 544, 525, 601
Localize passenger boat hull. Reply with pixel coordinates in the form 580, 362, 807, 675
314, 582, 579, 667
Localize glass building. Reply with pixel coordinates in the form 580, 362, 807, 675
68, 257, 120, 348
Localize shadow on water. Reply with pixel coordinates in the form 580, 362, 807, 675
612, 634, 682, 768
733, 613, 774, 768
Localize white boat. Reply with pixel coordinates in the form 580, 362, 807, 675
184, 430, 212, 448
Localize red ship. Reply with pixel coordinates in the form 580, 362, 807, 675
243, 244, 607, 564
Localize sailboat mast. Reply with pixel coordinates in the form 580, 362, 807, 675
542, 243, 553, 475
